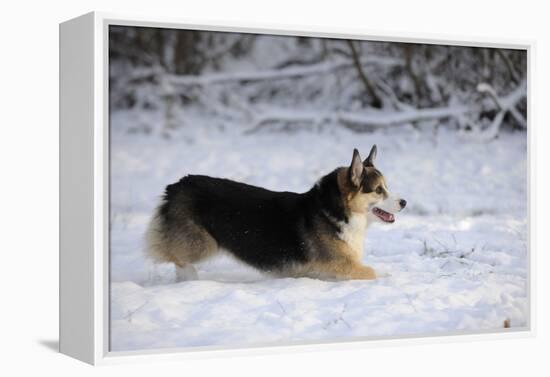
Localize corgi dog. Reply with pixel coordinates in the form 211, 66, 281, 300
146, 145, 406, 281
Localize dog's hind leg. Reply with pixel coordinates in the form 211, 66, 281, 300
168, 221, 218, 282
146, 207, 219, 282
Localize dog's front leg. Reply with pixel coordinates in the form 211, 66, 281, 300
311, 258, 377, 280
344, 263, 377, 280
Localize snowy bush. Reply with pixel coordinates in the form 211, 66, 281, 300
109, 27, 526, 139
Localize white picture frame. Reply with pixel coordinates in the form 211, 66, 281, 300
59, 11, 535, 365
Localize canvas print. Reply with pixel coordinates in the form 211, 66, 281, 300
108, 25, 528, 352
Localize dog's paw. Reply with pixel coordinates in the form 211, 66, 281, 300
175, 264, 199, 282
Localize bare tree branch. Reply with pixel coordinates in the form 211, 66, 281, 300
245, 104, 481, 134
477, 80, 527, 128
496, 49, 521, 85
345, 40, 383, 109
246, 80, 527, 136
126, 56, 403, 86
403, 44, 425, 104
461, 80, 527, 141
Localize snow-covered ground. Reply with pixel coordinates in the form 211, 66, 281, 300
109, 111, 528, 352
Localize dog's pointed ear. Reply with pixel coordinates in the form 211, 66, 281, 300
364, 144, 377, 166
349, 148, 364, 188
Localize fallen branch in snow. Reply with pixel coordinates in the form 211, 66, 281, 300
123, 58, 526, 140
477, 80, 527, 128
461, 80, 527, 141
128, 56, 403, 87
245, 104, 480, 134
245, 81, 527, 137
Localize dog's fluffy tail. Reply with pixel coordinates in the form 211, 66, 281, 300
144, 202, 170, 264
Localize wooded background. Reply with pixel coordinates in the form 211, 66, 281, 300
109, 26, 527, 140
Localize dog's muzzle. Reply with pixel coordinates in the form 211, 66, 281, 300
371, 197, 406, 223
372, 207, 395, 223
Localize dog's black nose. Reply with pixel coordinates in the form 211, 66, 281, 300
399, 199, 407, 208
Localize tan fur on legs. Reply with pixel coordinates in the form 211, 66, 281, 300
325, 259, 376, 280
299, 256, 376, 280
346, 264, 377, 280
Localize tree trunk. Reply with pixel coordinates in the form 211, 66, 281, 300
346, 40, 383, 109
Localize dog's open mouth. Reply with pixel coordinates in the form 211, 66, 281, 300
372, 207, 395, 223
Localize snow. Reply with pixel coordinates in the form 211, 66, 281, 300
163, 56, 403, 86
109, 112, 528, 352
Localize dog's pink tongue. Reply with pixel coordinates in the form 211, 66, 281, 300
374, 207, 394, 222
382, 212, 394, 222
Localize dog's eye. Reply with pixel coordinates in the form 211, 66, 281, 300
376, 187, 383, 194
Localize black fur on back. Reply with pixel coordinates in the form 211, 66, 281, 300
157, 171, 350, 272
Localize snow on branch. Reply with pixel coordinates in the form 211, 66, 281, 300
121, 53, 526, 141
463, 80, 527, 141
246, 80, 527, 136
246, 104, 479, 133
477, 80, 527, 129
155, 56, 403, 86
346, 40, 383, 108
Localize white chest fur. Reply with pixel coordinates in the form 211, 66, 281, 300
338, 213, 367, 259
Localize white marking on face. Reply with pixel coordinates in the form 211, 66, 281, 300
378, 192, 403, 213
367, 191, 405, 226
